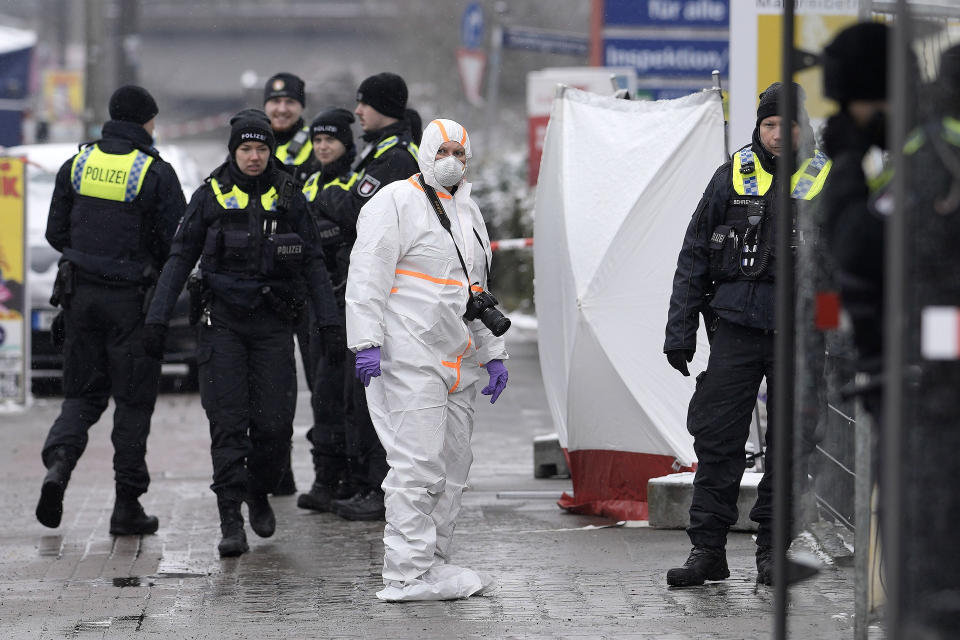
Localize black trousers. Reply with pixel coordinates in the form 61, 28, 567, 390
305, 311, 351, 486
42, 281, 160, 495
686, 319, 775, 548
345, 350, 389, 493
198, 299, 295, 501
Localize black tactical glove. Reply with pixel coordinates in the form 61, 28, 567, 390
665, 349, 694, 377
315, 324, 346, 366
142, 323, 167, 361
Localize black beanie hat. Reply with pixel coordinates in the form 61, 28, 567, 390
264, 72, 306, 107
356, 72, 408, 120
823, 22, 888, 104
229, 108, 271, 127
108, 85, 159, 125
228, 115, 276, 155
310, 108, 355, 149
756, 81, 804, 126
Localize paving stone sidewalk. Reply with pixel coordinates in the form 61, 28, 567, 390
0, 335, 858, 639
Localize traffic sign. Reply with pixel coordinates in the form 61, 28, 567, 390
502, 27, 589, 57
461, 3, 485, 50
456, 48, 487, 107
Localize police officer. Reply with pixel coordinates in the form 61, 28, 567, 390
663, 82, 831, 587
143, 114, 341, 557
36, 85, 186, 534
263, 72, 316, 495
326, 72, 421, 521
297, 108, 358, 512
822, 26, 960, 636
264, 72, 317, 184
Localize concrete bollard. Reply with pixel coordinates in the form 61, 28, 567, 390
647, 471, 762, 531
533, 433, 570, 478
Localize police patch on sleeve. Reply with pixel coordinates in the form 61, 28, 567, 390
357, 174, 382, 198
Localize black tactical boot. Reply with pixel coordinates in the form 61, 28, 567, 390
272, 463, 297, 496
35, 448, 74, 528
109, 487, 159, 535
244, 492, 276, 538
217, 497, 248, 558
666, 545, 730, 587
331, 489, 385, 521
297, 482, 337, 512
755, 544, 820, 586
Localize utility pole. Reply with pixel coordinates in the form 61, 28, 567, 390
83, 0, 106, 138
115, 0, 140, 86
483, 1, 507, 159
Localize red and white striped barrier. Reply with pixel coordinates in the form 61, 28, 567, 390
490, 237, 533, 251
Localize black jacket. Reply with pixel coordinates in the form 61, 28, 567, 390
340, 120, 419, 234
304, 152, 356, 286
274, 118, 320, 185
146, 159, 339, 328
45, 120, 186, 283
664, 136, 786, 352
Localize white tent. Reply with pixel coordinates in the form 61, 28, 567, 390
533, 87, 725, 519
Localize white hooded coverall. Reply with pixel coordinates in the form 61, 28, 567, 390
346, 118, 508, 601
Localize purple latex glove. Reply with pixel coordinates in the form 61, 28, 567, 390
481, 359, 508, 404
355, 346, 382, 387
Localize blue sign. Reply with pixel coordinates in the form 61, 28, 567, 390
604, 38, 728, 77
461, 3, 485, 50
605, 0, 729, 28
503, 27, 589, 57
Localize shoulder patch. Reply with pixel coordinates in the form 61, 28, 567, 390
356, 174, 382, 198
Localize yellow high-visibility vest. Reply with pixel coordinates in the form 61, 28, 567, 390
70, 144, 154, 202
732, 147, 832, 200
210, 178, 278, 211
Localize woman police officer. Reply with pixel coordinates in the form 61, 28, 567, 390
144, 113, 341, 557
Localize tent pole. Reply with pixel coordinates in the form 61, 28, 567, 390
712, 69, 728, 158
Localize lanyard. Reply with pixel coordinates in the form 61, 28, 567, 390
417, 175, 490, 294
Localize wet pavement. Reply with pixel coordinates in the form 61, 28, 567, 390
0, 329, 858, 639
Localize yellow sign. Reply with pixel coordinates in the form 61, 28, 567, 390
756, 14, 860, 120
0, 156, 27, 404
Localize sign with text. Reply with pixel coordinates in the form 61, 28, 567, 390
503, 27, 589, 58
605, 37, 729, 77
605, 0, 729, 27
0, 156, 27, 404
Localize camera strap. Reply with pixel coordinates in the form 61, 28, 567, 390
417, 174, 491, 296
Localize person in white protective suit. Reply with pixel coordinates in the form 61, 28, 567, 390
346, 118, 510, 601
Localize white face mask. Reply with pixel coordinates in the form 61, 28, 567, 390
434, 155, 466, 187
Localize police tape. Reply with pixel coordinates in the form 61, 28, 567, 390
490, 238, 533, 251
156, 112, 235, 140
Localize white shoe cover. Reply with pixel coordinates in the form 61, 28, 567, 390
376, 564, 494, 602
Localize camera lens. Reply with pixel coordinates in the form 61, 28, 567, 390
480, 307, 511, 337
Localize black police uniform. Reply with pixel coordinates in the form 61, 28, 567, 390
40, 119, 185, 526
146, 159, 339, 510
334, 119, 419, 512
300, 152, 357, 504
665, 129, 830, 555
271, 117, 319, 495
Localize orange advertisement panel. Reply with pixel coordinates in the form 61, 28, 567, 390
0, 156, 27, 404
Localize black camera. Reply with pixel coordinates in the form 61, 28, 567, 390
463, 290, 511, 337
